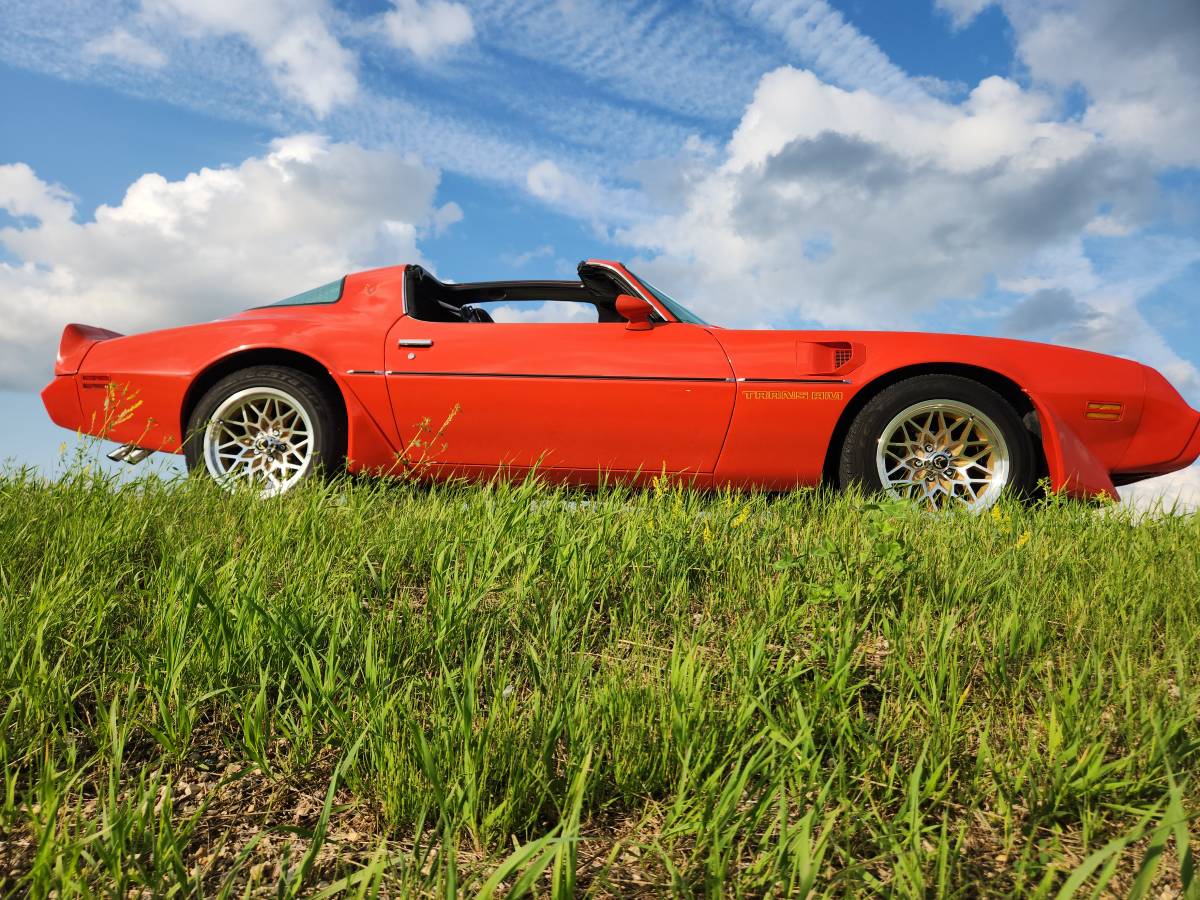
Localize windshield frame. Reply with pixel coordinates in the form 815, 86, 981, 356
631, 273, 710, 326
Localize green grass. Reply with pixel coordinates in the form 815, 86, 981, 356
0, 464, 1198, 896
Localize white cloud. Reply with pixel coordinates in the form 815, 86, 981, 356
142, 0, 356, 116
1084, 214, 1134, 238
935, 0, 1200, 173
84, 27, 167, 69
430, 200, 463, 235
0, 136, 453, 389
526, 160, 582, 205
933, 0, 995, 30
995, 236, 1200, 400
524, 159, 649, 226
0, 164, 75, 225
1119, 464, 1200, 516
0, 0, 927, 206
465, 0, 773, 122
614, 64, 1200, 398
502, 245, 555, 268
996, 0, 1200, 168
723, 70, 1097, 173
382, 0, 474, 61
727, 0, 938, 102
487, 302, 596, 324
620, 67, 1147, 330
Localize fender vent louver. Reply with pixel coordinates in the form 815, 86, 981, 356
797, 340, 861, 375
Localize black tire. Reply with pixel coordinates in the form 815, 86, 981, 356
183, 365, 344, 492
838, 374, 1036, 507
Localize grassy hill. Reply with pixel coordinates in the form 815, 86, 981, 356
1, 470, 1198, 896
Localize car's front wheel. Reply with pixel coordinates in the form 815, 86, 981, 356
838, 374, 1037, 511
184, 366, 343, 497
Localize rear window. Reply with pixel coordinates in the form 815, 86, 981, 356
264, 278, 345, 308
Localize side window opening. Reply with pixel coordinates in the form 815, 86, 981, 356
476, 300, 602, 324
404, 266, 624, 324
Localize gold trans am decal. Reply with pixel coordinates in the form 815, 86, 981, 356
742, 390, 844, 400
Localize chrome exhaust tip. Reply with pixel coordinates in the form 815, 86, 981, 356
107, 443, 155, 465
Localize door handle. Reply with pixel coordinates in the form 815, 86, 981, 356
398, 339, 433, 348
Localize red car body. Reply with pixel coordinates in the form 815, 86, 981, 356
41, 260, 1200, 499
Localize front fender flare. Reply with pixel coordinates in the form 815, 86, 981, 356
1027, 392, 1118, 500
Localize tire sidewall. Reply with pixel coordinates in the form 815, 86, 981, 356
839, 375, 1036, 501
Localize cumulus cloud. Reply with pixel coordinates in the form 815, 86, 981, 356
142, 0, 356, 116
382, 0, 474, 60
84, 28, 167, 69
622, 68, 1148, 327
0, 136, 453, 389
0, 163, 75, 224
957, 0, 1200, 168
1018, 0, 1200, 167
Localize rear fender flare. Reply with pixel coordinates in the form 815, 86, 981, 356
180, 347, 398, 470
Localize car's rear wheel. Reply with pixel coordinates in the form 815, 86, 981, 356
838, 374, 1036, 511
184, 366, 343, 497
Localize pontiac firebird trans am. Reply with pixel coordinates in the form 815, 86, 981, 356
41, 260, 1200, 510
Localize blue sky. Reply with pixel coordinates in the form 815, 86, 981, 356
1, 0, 1198, 504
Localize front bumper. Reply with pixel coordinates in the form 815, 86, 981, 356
1111, 405, 1200, 485
1175, 415, 1200, 468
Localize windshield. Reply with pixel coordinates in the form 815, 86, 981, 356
633, 273, 710, 326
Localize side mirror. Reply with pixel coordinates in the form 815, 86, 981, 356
616, 293, 654, 331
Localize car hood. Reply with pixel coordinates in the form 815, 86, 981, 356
706, 328, 1145, 382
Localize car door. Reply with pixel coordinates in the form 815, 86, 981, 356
383, 317, 735, 475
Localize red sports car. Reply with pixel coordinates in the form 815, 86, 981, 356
41, 260, 1200, 509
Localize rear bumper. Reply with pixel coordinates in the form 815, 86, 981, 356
41, 375, 82, 431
